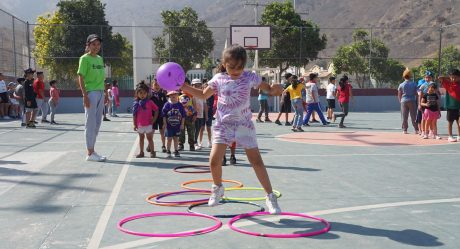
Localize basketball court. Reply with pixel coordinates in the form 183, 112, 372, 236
0, 112, 459, 249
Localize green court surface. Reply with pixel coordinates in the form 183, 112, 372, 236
0, 112, 459, 249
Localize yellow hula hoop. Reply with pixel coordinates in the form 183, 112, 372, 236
181, 179, 244, 191
222, 187, 282, 201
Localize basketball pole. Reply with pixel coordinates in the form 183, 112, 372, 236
253, 3, 259, 70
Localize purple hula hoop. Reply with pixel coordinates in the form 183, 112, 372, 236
173, 165, 211, 174
155, 190, 210, 204
228, 212, 330, 238
118, 212, 222, 237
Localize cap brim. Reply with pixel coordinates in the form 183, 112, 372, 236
88, 38, 102, 43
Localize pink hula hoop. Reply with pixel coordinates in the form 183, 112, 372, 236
118, 212, 222, 237
228, 212, 330, 238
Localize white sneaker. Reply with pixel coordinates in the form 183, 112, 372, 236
448, 136, 457, 142
422, 135, 428, 139
195, 143, 202, 150
207, 141, 212, 148
403, 130, 408, 134
434, 136, 442, 140
208, 184, 224, 206
266, 193, 281, 214
93, 152, 107, 161
86, 153, 105, 162
457, 136, 460, 142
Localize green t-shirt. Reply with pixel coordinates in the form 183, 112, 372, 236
77, 53, 105, 92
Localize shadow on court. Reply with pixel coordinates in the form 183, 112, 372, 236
245, 217, 444, 246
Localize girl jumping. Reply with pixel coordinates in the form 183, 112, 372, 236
181, 45, 281, 214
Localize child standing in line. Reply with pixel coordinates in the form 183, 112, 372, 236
23, 68, 37, 128
439, 69, 460, 142
162, 91, 186, 158
149, 79, 168, 153
179, 89, 197, 151
48, 80, 60, 125
326, 76, 337, 120
7, 82, 19, 118
283, 75, 305, 132
181, 44, 281, 214
133, 82, 159, 158
14, 78, 26, 126
111, 80, 120, 117
103, 82, 111, 122
421, 83, 441, 139
192, 78, 207, 150
274, 73, 292, 126
203, 78, 214, 148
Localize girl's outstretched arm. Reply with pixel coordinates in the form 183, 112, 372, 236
181, 84, 214, 99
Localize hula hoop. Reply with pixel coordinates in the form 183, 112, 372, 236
118, 212, 222, 237
155, 190, 210, 204
181, 179, 243, 191
228, 212, 330, 238
146, 191, 210, 207
187, 200, 265, 218
222, 187, 282, 201
173, 165, 211, 174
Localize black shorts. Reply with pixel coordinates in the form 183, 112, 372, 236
327, 99, 336, 109
0, 92, 9, 103
153, 116, 164, 130
446, 109, 460, 122
280, 97, 291, 113
195, 118, 205, 128
416, 108, 424, 124
165, 128, 181, 137
205, 116, 213, 127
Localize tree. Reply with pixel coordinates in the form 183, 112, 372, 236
153, 7, 215, 73
259, 1, 327, 78
418, 45, 460, 77
33, 0, 132, 84
333, 29, 404, 88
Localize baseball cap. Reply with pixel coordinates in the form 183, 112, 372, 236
86, 34, 102, 43
191, 79, 202, 85
167, 90, 179, 96
425, 70, 434, 77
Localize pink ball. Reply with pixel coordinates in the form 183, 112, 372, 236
156, 62, 185, 91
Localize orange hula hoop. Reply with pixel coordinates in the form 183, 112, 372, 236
181, 179, 244, 191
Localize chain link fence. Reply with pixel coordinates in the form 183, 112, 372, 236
1, 8, 459, 90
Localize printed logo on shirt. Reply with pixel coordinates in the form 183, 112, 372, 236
92, 64, 104, 70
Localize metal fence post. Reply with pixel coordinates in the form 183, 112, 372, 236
12, 16, 17, 76
437, 27, 443, 77
26, 21, 31, 68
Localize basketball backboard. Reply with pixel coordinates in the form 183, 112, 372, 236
230, 25, 271, 50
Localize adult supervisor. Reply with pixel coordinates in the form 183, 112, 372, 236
77, 34, 108, 162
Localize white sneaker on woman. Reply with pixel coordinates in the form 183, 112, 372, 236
93, 152, 107, 161
86, 153, 105, 162
208, 184, 224, 206
266, 193, 281, 214
448, 136, 457, 142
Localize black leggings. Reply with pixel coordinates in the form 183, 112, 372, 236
335, 102, 349, 125
258, 99, 269, 119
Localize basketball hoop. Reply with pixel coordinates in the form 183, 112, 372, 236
245, 46, 257, 50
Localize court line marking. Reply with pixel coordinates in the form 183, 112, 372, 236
100, 197, 460, 249
263, 152, 460, 157
87, 137, 138, 249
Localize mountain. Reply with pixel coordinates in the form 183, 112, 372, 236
1, 0, 459, 67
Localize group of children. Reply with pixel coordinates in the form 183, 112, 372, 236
102, 80, 120, 121
0, 70, 60, 127
132, 78, 223, 159
400, 68, 460, 142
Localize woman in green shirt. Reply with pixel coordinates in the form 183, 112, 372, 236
77, 34, 108, 162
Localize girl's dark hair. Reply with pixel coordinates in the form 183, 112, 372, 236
339, 77, 347, 89
291, 75, 299, 89
217, 44, 247, 73
284, 73, 292, 80
49, 80, 57, 86
135, 82, 149, 99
